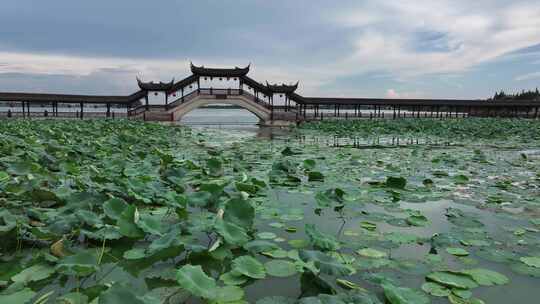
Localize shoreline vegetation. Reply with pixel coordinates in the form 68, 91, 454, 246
299, 118, 540, 141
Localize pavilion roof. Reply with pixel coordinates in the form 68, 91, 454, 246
168, 74, 199, 93
300, 97, 540, 107
0, 90, 146, 104
266, 81, 299, 94
137, 78, 175, 91
241, 76, 272, 95
191, 63, 250, 77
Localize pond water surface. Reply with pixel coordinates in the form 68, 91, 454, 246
1, 116, 539, 304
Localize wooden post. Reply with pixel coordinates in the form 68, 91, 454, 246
106, 103, 111, 118
21, 101, 25, 118
270, 97, 274, 121
80, 102, 84, 119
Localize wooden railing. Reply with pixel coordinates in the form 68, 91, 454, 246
128, 88, 274, 117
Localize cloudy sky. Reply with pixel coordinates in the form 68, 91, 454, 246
0, 0, 539, 99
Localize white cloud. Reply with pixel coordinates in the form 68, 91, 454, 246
515, 71, 540, 81
331, 1, 540, 77
385, 89, 425, 99
0, 51, 192, 79
386, 89, 399, 98
1, 1, 539, 98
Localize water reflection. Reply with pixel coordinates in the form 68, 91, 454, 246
173, 107, 455, 147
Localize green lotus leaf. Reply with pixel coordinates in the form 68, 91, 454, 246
220, 271, 248, 286
103, 198, 128, 220
0, 171, 9, 182
232, 255, 266, 279
0, 210, 17, 234
382, 283, 430, 304
308, 171, 325, 182
215, 218, 249, 246
136, 214, 165, 236
386, 177, 407, 189
288, 239, 309, 249
305, 224, 340, 251
99, 283, 147, 304
187, 191, 212, 207
57, 292, 89, 304
406, 214, 430, 227
520, 256, 540, 268
223, 198, 255, 229
257, 296, 296, 304
56, 250, 99, 276
421, 282, 451, 297
117, 205, 145, 238
261, 249, 288, 259
147, 230, 185, 255
360, 221, 377, 231
452, 289, 472, 299
461, 268, 509, 286
357, 248, 388, 259
123, 248, 147, 260
315, 188, 345, 207
0, 288, 36, 304
176, 265, 217, 299
244, 240, 281, 253
385, 232, 418, 244
426, 271, 478, 289
453, 175, 470, 185
76, 210, 103, 228
213, 285, 245, 302
257, 232, 277, 240
265, 260, 297, 277
299, 250, 355, 276
206, 157, 223, 177
303, 159, 316, 170
446, 247, 470, 257
11, 263, 55, 284
447, 294, 486, 304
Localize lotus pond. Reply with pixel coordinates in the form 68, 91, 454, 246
0, 119, 539, 304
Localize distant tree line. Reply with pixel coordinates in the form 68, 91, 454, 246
491, 88, 540, 101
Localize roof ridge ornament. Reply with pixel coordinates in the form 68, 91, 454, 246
266, 81, 299, 93
137, 77, 175, 91
190, 63, 250, 77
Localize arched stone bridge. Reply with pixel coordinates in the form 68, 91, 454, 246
128, 88, 297, 126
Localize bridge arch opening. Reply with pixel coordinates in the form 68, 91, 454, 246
173, 96, 271, 125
